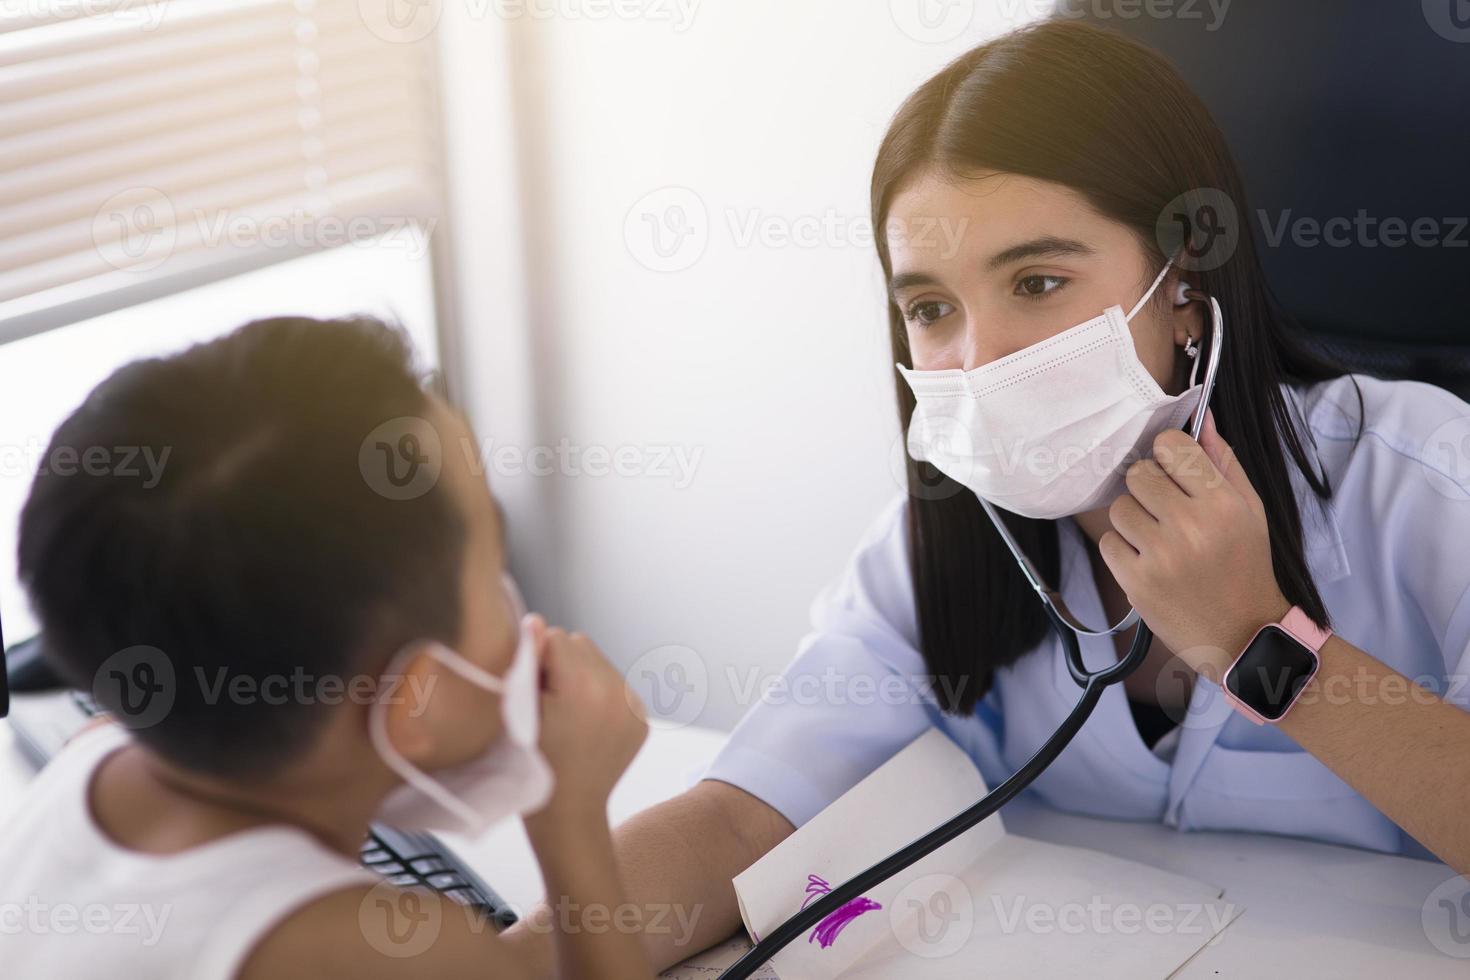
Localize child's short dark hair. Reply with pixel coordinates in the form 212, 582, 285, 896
18, 315, 466, 777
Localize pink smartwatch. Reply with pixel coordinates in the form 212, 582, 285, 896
1221, 606, 1332, 725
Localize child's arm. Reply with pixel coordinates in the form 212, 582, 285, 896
236, 882, 537, 980
517, 623, 654, 980
501, 779, 796, 977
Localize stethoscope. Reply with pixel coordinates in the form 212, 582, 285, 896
717, 290, 1225, 978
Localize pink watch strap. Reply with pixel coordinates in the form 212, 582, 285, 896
1278, 605, 1332, 652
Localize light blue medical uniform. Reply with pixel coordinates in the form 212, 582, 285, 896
703, 374, 1470, 860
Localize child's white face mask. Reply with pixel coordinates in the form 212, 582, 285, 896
896, 257, 1203, 520
368, 574, 553, 837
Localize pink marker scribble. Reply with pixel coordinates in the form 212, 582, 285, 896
799, 874, 882, 949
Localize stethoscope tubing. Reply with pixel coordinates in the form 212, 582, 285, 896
717, 619, 1153, 980
717, 292, 1223, 979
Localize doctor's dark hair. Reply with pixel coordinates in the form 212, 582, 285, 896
17, 315, 465, 777
871, 19, 1361, 715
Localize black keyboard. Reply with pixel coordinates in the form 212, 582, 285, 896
360, 824, 519, 931
64, 691, 517, 929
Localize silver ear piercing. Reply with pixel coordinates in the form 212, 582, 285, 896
1184, 335, 1202, 387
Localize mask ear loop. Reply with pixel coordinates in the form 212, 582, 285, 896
368, 642, 507, 829
1124, 256, 1178, 322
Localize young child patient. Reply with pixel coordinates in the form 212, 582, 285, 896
0, 315, 656, 979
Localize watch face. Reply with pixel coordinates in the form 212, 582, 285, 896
1225, 625, 1318, 721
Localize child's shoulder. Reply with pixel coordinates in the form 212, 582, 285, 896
0, 723, 393, 980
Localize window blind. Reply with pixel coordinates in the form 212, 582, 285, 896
0, 0, 445, 343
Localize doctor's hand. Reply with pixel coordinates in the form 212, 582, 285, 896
1098, 408, 1292, 678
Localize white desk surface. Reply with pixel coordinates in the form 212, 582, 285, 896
3, 718, 1465, 976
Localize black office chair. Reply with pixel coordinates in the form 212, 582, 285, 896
1059, 0, 1470, 398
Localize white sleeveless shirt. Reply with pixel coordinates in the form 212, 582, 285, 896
0, 723, 380, 980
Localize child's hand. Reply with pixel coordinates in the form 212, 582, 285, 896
523, 615, 648, 829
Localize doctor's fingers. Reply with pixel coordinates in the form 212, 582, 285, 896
1107, 493, 1162, 553
1151, 428, 1224, 497
1123, 457, 1188, 518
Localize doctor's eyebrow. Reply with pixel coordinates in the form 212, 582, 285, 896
886, 236, 1097, 304
983, 235, 1095, 271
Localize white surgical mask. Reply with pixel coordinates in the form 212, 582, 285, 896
897, 257, 1203, 520
368, 574, 553, 836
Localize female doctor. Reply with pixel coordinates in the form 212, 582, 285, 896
504, 19, 1470, 974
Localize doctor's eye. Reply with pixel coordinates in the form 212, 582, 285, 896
902, 299, 956, 328
1015, 274, 1069, 301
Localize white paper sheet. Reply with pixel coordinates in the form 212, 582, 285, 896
732, 728, 1008, 979
718, 728, 1242, 980
658, 934, 779, 980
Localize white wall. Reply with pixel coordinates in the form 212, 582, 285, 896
438, 1, 1046, 730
